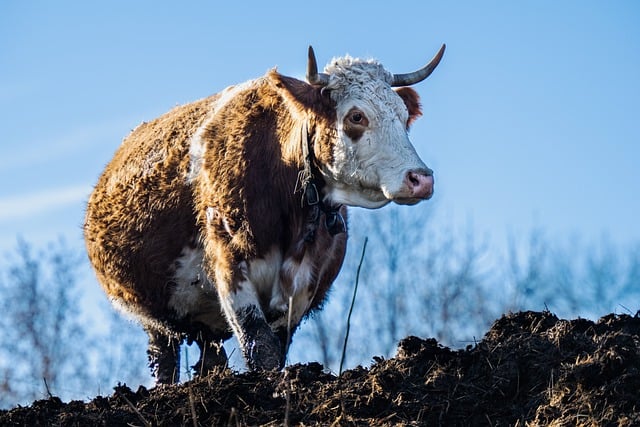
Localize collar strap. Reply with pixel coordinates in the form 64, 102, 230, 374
297, 122, 345, 241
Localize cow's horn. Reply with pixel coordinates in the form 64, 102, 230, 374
391, 44, 446, 87
306, 46, 330, 86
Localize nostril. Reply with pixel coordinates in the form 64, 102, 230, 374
407, 170, 432, 187
404, 170, 434, 199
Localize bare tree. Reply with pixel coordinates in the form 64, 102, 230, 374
507, 228, 550, 310
360, 206, 425, 355
506, 231, 640, 319
0, 238, 88, 407
94, 303, 150, 393
1, 224, 636, 409
309, 309, 339, 369
620, 244, 640, 313
507, 229, 582, 314
290, 206, 499, 370
423, 225, 495, 344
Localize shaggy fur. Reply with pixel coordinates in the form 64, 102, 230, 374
84, 52, 436, 382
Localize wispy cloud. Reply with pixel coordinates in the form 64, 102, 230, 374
0, 116, 140, 173
0, 184, 93, 222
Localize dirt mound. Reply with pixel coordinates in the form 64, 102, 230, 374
2, 311, 639, 426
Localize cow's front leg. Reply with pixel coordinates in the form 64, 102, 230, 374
217, 275, 284, 371
235, 304, 286, 370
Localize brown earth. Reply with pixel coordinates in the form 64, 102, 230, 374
1, 310, 639, 426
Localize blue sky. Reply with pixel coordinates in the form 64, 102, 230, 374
1, 1, 639, 258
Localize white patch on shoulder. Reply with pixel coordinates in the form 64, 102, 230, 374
188, 79, 261, 183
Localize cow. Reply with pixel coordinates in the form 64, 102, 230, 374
84, 45, 445, 384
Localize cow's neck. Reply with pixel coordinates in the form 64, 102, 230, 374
296, 121, 345, 241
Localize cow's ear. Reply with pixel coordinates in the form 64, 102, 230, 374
269, 71, 336, 120
395, 87, 422, 128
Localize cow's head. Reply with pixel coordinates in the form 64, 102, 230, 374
306, 45, 444, 209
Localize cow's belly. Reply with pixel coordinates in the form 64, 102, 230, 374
168, 245, 228, 335
247, 237, 347, 329
169, 240, 344, 334
245, 246, 317, 329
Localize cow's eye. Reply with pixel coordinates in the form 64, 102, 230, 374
348, 110, 367, 126
344, 108, 369, 140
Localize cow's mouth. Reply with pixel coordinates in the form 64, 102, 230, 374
393, 196, 427, 206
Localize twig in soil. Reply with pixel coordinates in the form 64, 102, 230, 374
283, 367, 292, 427
42, 377, 53, 399
116, 389, 151, 427
286, 295, 294, 357
283, 295, 294, 427
340, 237, 368, 376
618, 303, 632, 314
197, 342, 205, 378
188, 383, 198, 427
227, 407, 239, 427
185, 344, 192, 381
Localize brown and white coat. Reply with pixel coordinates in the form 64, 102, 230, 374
84, 45, 444, 383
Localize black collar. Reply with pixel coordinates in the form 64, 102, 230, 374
297, 122, 345, 242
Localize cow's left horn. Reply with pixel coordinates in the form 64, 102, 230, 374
306, 46, 330, 86
391, 44, 446, 87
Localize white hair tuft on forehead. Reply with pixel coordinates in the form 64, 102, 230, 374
323, 56, 394, 96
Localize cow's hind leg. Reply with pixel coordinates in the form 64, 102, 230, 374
192, 338, 227, 377
146, 327, 181, 384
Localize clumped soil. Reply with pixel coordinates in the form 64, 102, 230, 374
2, 310, 640, 426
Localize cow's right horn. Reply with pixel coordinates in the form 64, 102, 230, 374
306, 46, 331, 86
391, 44, 446, 87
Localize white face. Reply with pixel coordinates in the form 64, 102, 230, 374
322, 78, 434, 209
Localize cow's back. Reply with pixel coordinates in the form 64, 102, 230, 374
84, 95, 217, 317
